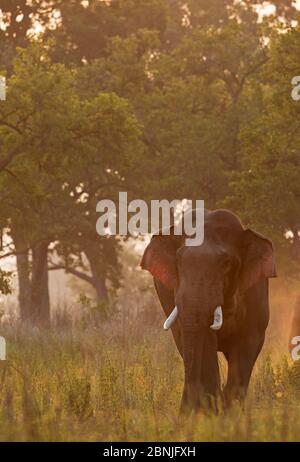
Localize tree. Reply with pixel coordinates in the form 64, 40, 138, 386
226, 25, 300, 273
0, 43, 143, 325
1, 0, 299, 324
0, 0, 42, 70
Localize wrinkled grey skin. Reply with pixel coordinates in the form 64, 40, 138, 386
141, 209, 276, 414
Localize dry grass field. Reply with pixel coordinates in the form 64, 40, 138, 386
0, 287, 299, 442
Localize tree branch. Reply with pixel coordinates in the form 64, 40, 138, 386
48, 262, 94, 284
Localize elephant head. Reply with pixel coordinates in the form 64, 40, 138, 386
141, 209, 276, 413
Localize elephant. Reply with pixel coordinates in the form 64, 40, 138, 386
141, 209, 276, 414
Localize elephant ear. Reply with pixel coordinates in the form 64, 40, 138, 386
239, 229, 277, 294
140, 231, 181, 290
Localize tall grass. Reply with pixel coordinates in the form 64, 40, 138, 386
0, 314, 300, 442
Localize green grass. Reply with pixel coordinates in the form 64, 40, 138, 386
0, 320, 300, 442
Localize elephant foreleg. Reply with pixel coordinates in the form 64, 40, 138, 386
224, 333, 265, 407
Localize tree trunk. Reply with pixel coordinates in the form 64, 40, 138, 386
84, 246, 108, 304
11, 228, 31, 322
91, 274, 108, 304
31, 241, 50, 328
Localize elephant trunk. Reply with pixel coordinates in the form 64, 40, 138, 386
181, 328, 205, 414
180, 315, 221, 414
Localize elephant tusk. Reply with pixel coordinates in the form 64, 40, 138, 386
210, 306, 223, 330
164, 306, 222, 331
164, 306, 178, 331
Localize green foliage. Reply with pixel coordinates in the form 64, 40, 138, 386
0, 41, 143, 300
1, 1, 300, 309
223, 24, 300, 274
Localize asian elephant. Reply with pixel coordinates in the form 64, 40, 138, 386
141, 209, 276, 414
